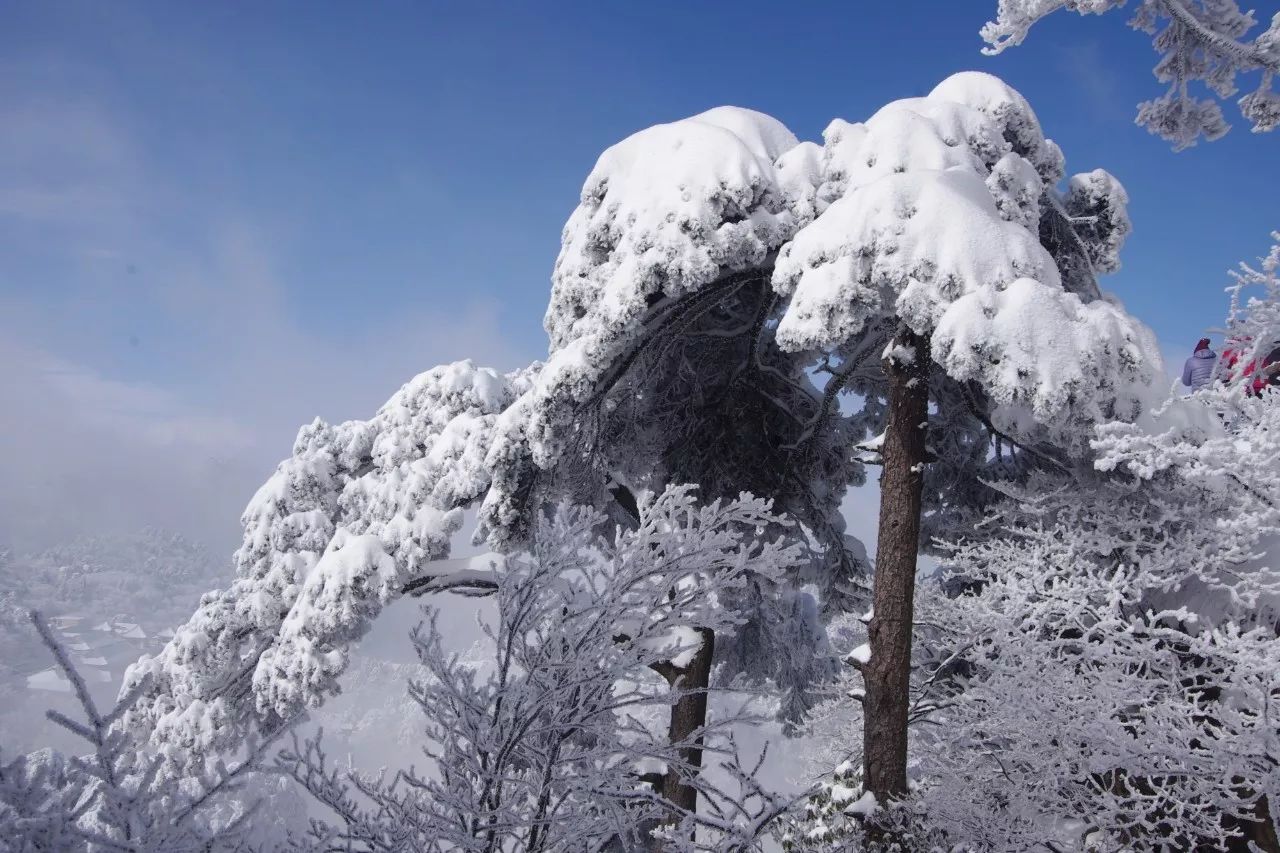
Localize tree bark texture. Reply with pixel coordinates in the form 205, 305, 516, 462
863, 329, 930, 803
663, 627, 714, 814
650, 627, 715, 849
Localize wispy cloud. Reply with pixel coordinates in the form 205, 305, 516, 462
1054, 39, 1129, 125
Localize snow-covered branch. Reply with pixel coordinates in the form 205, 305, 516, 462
120, 361, 531, 774
982, 0, 1280, 147
279, 487, 807, 851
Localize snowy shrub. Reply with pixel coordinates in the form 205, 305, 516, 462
0, 612, 289, 852
278, 486, 809, 851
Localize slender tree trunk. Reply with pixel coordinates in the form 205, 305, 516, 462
863, 328, 930, 803
647, 627, 715, 851
662, 627, 714, 815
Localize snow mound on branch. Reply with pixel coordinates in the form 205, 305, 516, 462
927, 70, 1064, 183
774, 167, 1058, 351
689, 105, 800, 162
831, 104, 998, 194
1064, 168, 1131, 275
775, 140, 824, 228
933, 279, 1150, 423
545, 106, 800, 352
122, 360, 524, 762
486, 107, 806, 547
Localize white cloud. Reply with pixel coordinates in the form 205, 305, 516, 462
0, 68, 538, 556
0, 277, 532, 557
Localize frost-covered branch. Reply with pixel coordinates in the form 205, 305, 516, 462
278, 487, 807, 851
981, 0, 1280, 147
1, 611, 286, 852
791, 232, 1280, 849
120, 361, 532, 775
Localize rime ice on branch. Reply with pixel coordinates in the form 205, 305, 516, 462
280, 487, 808, 850
981, 0, 1280, 148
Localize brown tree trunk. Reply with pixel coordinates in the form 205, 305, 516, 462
648, 627, 715, 850
863, 329, 930, 803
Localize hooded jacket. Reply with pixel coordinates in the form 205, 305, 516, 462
1182, 347, 1217, 391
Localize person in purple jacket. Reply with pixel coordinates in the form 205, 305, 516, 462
1181, 337, 1218, 392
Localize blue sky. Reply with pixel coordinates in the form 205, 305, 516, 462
1, 1, 1276, 552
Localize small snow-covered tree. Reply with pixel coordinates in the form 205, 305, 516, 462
981, 0, 1280, 148
1, 612, 286, 852
278, 487, 808, 851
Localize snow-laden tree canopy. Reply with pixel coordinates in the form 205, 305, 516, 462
772, 73, 1152, 435
124, 72, 1162, 770
492, 104, 866, 610
487, 72, 1155, 576
787, 233, 1280, 850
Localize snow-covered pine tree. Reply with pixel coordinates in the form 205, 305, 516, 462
768, 72, 1157, 805
123, 73, 1158, 831
788, 232, 1280, 851
981, 0, 1280, 148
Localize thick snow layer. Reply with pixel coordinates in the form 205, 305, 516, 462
545, 106, 800, 354
927, 71, 1064, 183
775, 164, 1059, 349
775, 140, 824, 228
769, 72, 1156, 428
531, 75, 1151, 457
534, 107, 804, 476
932, 278, 1151, 423
498, 107, 811, 548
